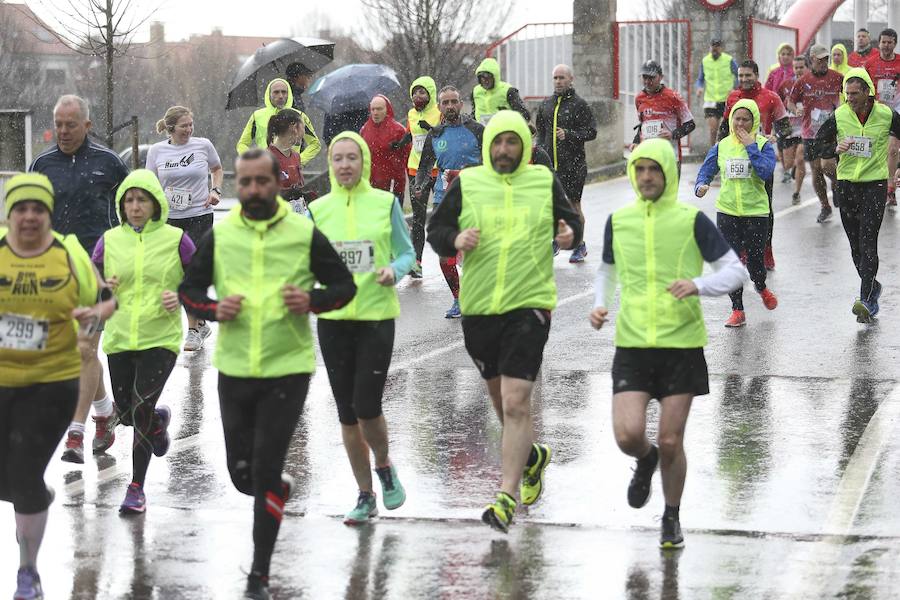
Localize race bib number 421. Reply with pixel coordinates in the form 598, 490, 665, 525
165, 186, 192, 211
333, 240, 375, 274
0, 314, 49, 351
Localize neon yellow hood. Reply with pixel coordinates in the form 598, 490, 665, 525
831, 44, 850, 75
628, 138, 678, 208
115, 169, 170, 229
729, 98, 761, 138
842, 67, 876, 96
481, 110, 532, 175
264, 78, 294, 111
327, 131, 374, 195
475, 57, 502, 81
409, 76, 437, 111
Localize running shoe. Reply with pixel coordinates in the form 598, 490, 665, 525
660, 514, 684, 549
375, 465, 406, 510
244, 572, 270, 600
183, 327, 206, 352
91, 407, 118, 454
61, 430, 85, 464
759, 288, 778, 310
764, 245, 775, 271
724, 309, 746, 328
852, 299, 877, 323
627, 445, 658, 508
14, 566, 43, 600
119, 482, 146, 514
445, 299, 461, 319
872, 281, 883, 312
569, 242, 588, 263
791, 192, 801, 205
344, 491, 378, 525
482, 491, 517, 533
552, 240, 560, 256
816, 207, 832, 223
520, 443, 552, 506
780, 170, 793, 184
409, 260, 423, 279
151, 405, 171, 457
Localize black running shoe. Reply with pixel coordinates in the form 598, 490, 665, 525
627, 445, 658, 508
660, 514, 684, 549
244, 572, 270, 600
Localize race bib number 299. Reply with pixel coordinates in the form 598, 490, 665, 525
0, 314, 49, 351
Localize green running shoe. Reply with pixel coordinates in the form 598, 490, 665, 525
482, 492, 517, 533
344, 491, 378, 525
375, 464, 406, 510
520, 443, 552, 506
660, 514, 684, 549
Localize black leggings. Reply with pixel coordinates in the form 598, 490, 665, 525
765, 176, 774, 246
0, 379, 78, 513
836, 179, 886, 301
107, 348, 177, 486
717, 212, 769, 310
317, 319, 395, 425
409, 175, 433, 262
219, 373, 309, 577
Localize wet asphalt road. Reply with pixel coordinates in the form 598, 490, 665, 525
4, 161, 900, 599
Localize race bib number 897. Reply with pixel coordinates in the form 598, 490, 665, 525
333, 240, 375, 274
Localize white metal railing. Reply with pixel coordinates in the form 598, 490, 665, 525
487, 23, 574, 100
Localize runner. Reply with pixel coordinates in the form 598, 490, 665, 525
849, 28, 876, 67
788, 44, 842, 223
535, 64, 598, 263
179, 148, 356, 599
0, 173, 117, 599
470, 57, 531, 125
285, 62, 315, 113
777, 56, 809, 204
415, 86, 484, 318
830, 43, 851, 76
308, 131, 415, 524
695, 39, 738, 148
29, 94, 128, 463
815, 68, 900, 322
399, 76, 441, 278
236, 78, 321, 169
427, 111, 582, 533
697, 99, 778, 327
764, 43, 795, 93
146, 105, 221, 351
266, 109, 305, 211
631, 60, 696, 177
590, 138, 746, 549
720, 60, 791, 271
360, 95, 409, 206
864, 28, 900, 206
91, 170, 193, 513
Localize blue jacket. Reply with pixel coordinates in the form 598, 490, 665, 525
415, 117, 484, 204
29, 138, 130, 252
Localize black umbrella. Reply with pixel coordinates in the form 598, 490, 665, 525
307, 64, 402, 113
226, 37, 334, 110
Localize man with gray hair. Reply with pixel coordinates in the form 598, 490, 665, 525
30, 94, 130, 464
535, 64, 597, 262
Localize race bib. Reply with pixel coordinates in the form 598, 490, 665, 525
846, 136, 872, 158
641, 119, 664, 139
810, 108, 831, 125
878, 79, 896, 102
289, 199, 307, 214
165, 186, 192, 211
333, 240, 375, 274
413, 134, 427, 154
725, 158, 752, 179
0, 314, 49, 351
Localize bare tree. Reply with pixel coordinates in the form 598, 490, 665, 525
28, 0, 158, 147
650, 0, 788, 21
0, 2, 42, 107
360, 0, 511, 93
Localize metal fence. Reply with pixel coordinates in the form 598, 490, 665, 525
749, 18, 799, 79
485, 23, 573, 100
614, 20, 692, 151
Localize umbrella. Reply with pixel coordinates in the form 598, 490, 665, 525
308, 64, 401, 113
226, 37, 334, 110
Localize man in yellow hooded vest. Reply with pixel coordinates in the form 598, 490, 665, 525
470, 57, 531, 126
427, 111, 582, 534
179, 148, 356, 598
815, 68, 900, 322
590, 138, 746, 549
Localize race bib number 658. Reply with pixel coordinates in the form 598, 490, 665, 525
0, 314, 49, 351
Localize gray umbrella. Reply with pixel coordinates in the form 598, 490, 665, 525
307, 64, 402, 113
226, 37, 334, 110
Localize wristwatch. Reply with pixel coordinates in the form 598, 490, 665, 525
211, 187, 222, 194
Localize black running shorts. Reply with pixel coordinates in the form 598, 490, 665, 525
703, 102, 726, 119
802, 138, 836, 161
462, 308, 551, 381
777, 136, 802, 151
612, 347, 709, 399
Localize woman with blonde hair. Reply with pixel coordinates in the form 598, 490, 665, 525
146, 106, 223, 351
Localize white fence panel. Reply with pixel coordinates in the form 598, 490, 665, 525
750, 19, 799, 77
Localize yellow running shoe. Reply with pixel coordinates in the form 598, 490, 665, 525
482, 492, 517, 533
520, 443, 552, 506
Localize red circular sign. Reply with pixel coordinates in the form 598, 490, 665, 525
697, 0, 738, 10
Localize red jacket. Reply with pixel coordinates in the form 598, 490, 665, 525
723, 83, 787, 135
359, 95, 410, 195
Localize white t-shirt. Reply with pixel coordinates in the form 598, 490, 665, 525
146, 137, 222, 220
